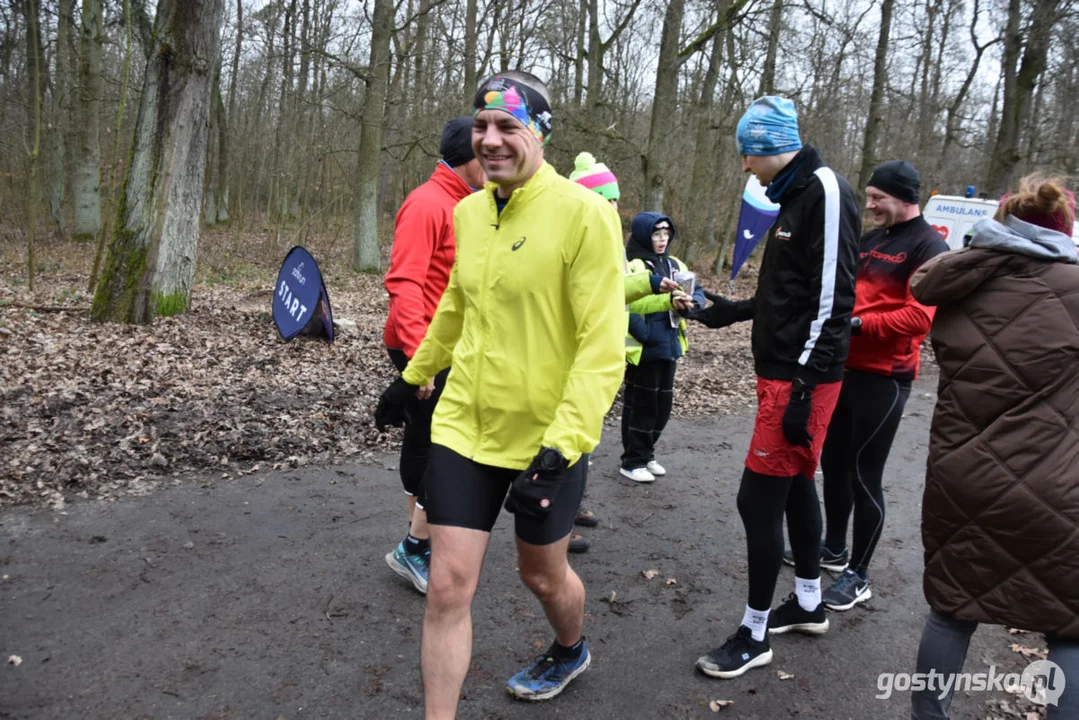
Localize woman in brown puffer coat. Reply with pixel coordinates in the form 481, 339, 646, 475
908, 176, 1079, 719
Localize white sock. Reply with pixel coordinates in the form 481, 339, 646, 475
796, 576, 821, 612
741, 605, 769, 642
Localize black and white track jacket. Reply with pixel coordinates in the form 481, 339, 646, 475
751, 146, 861, 384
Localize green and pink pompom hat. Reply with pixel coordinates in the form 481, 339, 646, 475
569, 152, 620, 201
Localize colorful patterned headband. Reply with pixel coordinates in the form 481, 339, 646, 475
473, 76, 553, 145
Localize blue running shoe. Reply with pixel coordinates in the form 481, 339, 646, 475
385, 541, 429, 595
506, 641, 592, 701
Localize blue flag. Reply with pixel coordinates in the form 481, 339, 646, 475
730, 177, 780, 280
273, 246, 335, 342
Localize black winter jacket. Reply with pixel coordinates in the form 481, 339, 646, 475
751, 146, 860, 384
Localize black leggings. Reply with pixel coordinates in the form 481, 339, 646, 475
738, 468, 823, 611
387, 347, 450, 508
820, 369, 911, 575
621, 360, 677, 468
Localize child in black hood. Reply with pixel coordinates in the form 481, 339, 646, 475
621, 212, 706, 483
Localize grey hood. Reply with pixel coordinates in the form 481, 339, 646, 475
969, 215, 1078, 264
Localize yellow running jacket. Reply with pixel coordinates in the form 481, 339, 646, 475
402, 162, 626, 469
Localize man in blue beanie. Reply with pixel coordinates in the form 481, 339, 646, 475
689, 96, 861, 678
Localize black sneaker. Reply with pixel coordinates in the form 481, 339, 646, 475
695, 626, 773, 679
768, 593, 829, 635
782, 543, 849, 573
822, 568, 872, 611
567, 534, 590, 554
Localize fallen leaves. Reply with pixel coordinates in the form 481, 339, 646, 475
665, 578, 677, 586
1010, 644, 1048, 660
777, 670, 794, 680
7, 655, 22, 667
642, 569, 659, 580
0, 236, 938, 508
708, 699, 733, 711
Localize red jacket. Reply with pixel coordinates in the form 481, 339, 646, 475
846, 215, 948, 380
384, 163, 472, 356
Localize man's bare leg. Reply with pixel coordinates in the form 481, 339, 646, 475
422, 525, 489, 720
516, 534, 584, 646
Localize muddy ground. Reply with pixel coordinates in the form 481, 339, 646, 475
0, 376, 1044, 719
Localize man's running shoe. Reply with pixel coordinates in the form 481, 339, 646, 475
696, 626, 773, 679
620, 467, 655, 483
768, 592, 829, 635
782, 543, 849, 573
822, 568, 872, 611
506, 641, 591, 701
567, 534, 590, 554
385, 541, 429, 595
646, 460, 667, 476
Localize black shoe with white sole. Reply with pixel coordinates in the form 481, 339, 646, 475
822, 568, 872, 611
768, 593, 829, 635
782, 544, 849, 573
695, 626, 773, 679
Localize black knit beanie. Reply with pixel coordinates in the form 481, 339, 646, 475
868, 160, 921, 204
440, 116, 475, 168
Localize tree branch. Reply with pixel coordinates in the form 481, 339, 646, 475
678, 0, 752, 61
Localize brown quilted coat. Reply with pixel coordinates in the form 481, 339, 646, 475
911, 246, 1079, 640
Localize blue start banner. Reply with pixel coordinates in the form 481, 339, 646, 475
272, 246, 335, 343
731, 177, 781, 281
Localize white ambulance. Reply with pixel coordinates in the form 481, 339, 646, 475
923, 194, 1079, 250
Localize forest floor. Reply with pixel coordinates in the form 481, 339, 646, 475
0, 228, 1050, 719
1, 225, 756, 508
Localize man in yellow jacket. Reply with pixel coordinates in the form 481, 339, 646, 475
375, 71, 625, 717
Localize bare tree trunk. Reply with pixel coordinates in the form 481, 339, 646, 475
24, 0, 44, 292
352, 0, 393, 273
986, 0, 1059, 196
642, 0, 685, 212
684, 0, 730, 265
91, 0, 226, 324
463, 0, 477, 103
856, 0, 895, 193
204, 63, 221, 226
757, 0, 782, 96
72, 0, 103, 240
88, 0, 135, 293
49, 0, 75, 232
219, 0, 243, 225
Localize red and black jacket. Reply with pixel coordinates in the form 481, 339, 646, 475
846, 215, 948, 381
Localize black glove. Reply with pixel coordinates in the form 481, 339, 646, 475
782, 375, 815, 448
850, 316, 863, 335
374, 376, 417, 431
688, 291, 752, 329
504, 448, 568, 520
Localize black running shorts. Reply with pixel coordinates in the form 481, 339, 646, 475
423, 444, 588, 546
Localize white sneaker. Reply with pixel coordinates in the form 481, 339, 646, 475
646, 460, 666, 476
620, 467, 655, 483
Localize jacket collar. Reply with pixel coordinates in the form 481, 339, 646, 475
766, 146, 825, 205
481, 161, 556, 221
431, 162, 474, 202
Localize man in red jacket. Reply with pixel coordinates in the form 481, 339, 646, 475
382, 116, 486, 595
809, 160, 948, 611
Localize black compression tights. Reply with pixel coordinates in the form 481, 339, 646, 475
737, 468, 822, 611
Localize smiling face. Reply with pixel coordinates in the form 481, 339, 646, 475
472, 110, 543, 197
865, 186, 908, 228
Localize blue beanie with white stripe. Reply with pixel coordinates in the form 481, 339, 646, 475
736, 96, 803, 156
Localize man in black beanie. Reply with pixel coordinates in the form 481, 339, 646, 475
792, 159, 948, 612
381, 117, 486, 595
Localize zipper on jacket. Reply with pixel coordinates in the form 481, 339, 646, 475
471, 190, 504, 459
